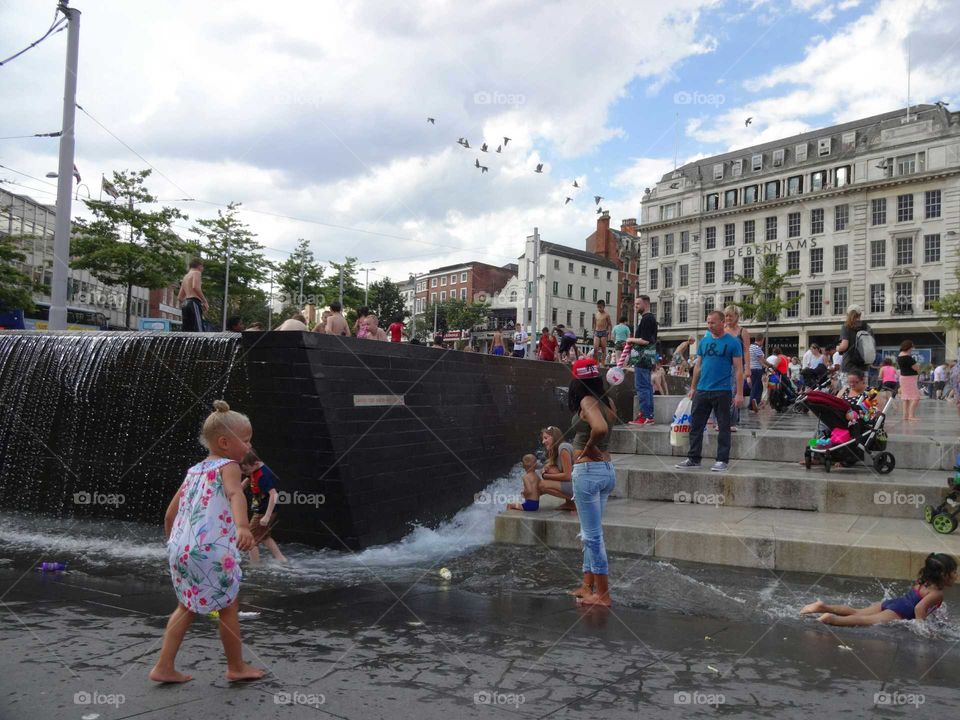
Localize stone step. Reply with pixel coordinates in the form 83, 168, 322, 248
494, 496, 960, 581
609, 424, 958, 471
610, 454, 953, 519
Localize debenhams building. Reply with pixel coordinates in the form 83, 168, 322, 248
638, 104, 960, 363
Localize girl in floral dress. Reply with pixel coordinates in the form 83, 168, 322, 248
150, 400, 265, 684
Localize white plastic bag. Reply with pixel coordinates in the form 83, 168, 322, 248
670, 396, 693, 447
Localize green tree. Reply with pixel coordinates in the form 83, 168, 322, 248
319, 257, 363, 313
733, 260, 802, 340
933, 268, 960, 331
0, 234, 40, 313
446, 298, 490, 331
189, 202, 273, 329
71, 169, 187, 328
367, 278, 407, 324
275, 238, 324, 310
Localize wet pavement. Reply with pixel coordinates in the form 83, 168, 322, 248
1, 549, 958, 720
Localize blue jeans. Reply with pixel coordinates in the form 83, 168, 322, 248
688, 390, 732, 464
749, 368, 764, 406
572, 461, 616, 575
634, 367, 654, 418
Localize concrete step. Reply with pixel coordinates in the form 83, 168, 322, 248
494, 496, 960, 581
610, 454, 953, 519
609, 424, 958, 471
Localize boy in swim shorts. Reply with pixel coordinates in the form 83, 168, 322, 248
593, 300, 612, 367
507, 454, 541, 511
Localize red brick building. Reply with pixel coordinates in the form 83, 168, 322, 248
149, 285, 182, 327
583, 211, 641, 322
413, 261, 516, 315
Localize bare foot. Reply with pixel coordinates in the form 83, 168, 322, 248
817, 612, 835, 624
149, 666, 193, 683
800, 600, 826, 615
226, 662, 266, 682
576, 592, 612, 607
569, 584, 593, 598
558, 500, 577, 512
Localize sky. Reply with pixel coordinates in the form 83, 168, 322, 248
2, 0, 959, 288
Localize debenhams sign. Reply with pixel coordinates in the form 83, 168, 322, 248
726, 238, 818, 258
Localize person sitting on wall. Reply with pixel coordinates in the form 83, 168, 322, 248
652, 358, 669, 396
312, 310, 331, 333
360, 313, 388, 341
325, 302, 350, 336
353, 306, 370, 338
227, 316, 245, 333
275, 313, 308, 331
431, 334, 445, 348
244, 322, 264, 331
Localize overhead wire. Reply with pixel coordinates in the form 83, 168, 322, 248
0, 9, 66, 68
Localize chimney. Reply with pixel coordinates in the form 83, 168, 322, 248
590, 210, 611, 256
620, 218, 637, 237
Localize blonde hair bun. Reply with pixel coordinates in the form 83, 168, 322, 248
213, 400, 231, 413
200, 400, 250, 450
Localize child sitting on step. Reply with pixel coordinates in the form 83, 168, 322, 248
507, 454, 541, 511
801, 553, 957, 626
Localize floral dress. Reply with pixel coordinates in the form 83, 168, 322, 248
168, 457, 242, 612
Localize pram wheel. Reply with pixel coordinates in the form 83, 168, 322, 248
804, 450, 812, 470
872, 452, 895, 475
923, 505, 935, 524
823, 456, 832, 473
931, 512, 958, 535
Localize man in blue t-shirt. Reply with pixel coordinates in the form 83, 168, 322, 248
675, 310, 744, 472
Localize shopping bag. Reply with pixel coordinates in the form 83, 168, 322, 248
670, 396, 693, 447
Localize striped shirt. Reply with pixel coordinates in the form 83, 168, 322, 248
749, 343, 764, 370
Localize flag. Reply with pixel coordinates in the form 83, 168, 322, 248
72, 164, 81, 182
101, 176, 120, 200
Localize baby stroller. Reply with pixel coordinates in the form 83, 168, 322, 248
799, 365, 832, 393
801, 390, 895, 473
922, 456, 960, 534
767, 372, 800, 413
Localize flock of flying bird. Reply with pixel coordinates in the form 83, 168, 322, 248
426, 116, 605, 211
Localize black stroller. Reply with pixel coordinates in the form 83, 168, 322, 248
801, 390, 895, 473
767, 372, 800, 413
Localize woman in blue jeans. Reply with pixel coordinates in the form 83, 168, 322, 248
568, 357, 618, 607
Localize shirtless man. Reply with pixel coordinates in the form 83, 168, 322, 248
592, 300, 613, 367
324, 301, 351, 336
177, 259, 208, 332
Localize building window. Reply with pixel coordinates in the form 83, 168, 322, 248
460, 272, 467, 282
649, 269, 658, 290
811, 208, 824, 234
870, 284, 885, 314
680, 264, 689, 287
579, 311, 585, 329
679, 298, 688, 323
752, 153, 763, 171
765, 216, 777, 241
460, 288, 467, 299
788, 212, 800, 238
723, 258, 734, 282
834, 204, 849, 231
897, 194, 914, 222
663, 267, 673, 288
894, 281, 913, 314
924, 280, 941, 310
580, 286, 586, 300
810, 247, 824, 274
605, 291, 611, 304
764, 180, 780, 201
440, 291, 446, 300
925, 189, 942, 218
581, 265, 586, 275
870, 240, 886, 268
743, 256, 754, 280
787, 175, 803, 196
567, 284, 573, 298
811, 170, 826, 192
431, 292, 437, 302
834, 245, 848, 272
795, 143, 808, 161
663, 300, 673, 326
650, 237, 659, 257
896, 236, 913, 266
835, 165, 851, 187
440, 277, 447, 286
706, 194, 719, 211
744, 185, 758, 204
809, 288, 823, 316
871, 198, 886, 225
450, 274, 457, 284
566, 310, 572, 326
592, 288, 598, 301
773, 149, 785, 167
705, 227, 716, 249
680, 231, 690, 253
713, 163, 724, 180
569, 262, 574, 272
832, 286, 848, 315
896, 154, 917, 175
732, 159, 743, 177
607, 271, 612, 280
554, 259, 560, 270
552, 281, 558, 296
528, 281, 534, 294
818, 138, 831, 157
724, 223, 735, 247
724, 189, 738, 208
786, 290, 800, 318
924, 234, 941, 263
664, 234, 674, 255
704, 262, 715, 284
431, 277, 438, 288
552, 307, 558, 323
703, 296, 715, 321
744, 219, 755, 243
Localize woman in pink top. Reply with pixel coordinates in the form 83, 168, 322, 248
878, 357, 899, 406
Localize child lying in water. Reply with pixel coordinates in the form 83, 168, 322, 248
507, 454, 542, 511
801, 553, 956, 626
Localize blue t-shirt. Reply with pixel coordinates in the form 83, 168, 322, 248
612, 323, 630, 343
696, 333, 743, 392
249, 463, 278, 515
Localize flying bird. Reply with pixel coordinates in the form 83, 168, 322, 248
935, 100, 950, 110
457, 137, 470, 148
496, 145, 502, 153
596, 206, 604, 215
503, 137, 511, 146
475, 158, 480, 168
564, 197, 572, 205
427, 117, 435, 124
535, 163, 543, 173
669, 182, 680, 189
480, 143, 488, 152
480, 165, 489, 174
745, 117, 753, 127
594, 195, 603, 205
572, 180, 579, 188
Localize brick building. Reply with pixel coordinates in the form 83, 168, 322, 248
149, 285, 182, 327
583, 210, 642, 322
413, 261, 516, 314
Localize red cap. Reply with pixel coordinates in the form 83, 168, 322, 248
571, 357, 600, 380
